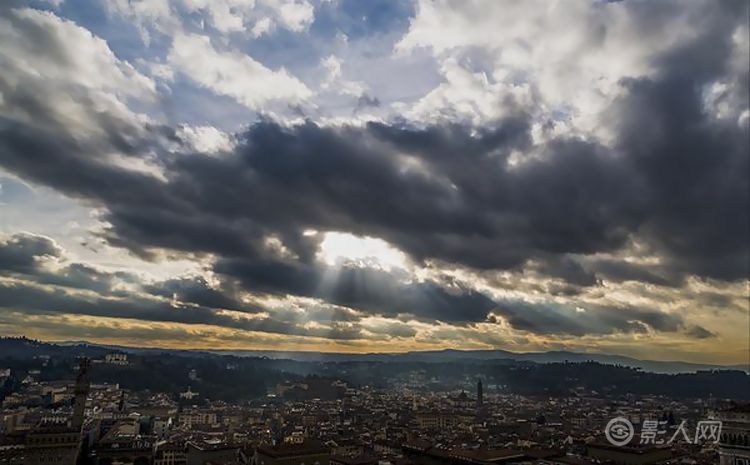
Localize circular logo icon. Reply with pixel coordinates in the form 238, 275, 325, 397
605, 417, 634, 446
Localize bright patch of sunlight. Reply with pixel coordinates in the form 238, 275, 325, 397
316, 232, 409, 271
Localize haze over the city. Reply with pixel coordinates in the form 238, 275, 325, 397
0, 0, 748, 365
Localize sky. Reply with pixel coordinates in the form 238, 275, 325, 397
0, 0, 748, 365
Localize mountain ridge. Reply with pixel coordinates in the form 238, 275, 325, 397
38, 339, 748, 374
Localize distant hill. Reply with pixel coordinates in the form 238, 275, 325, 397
211, 348, 747, 374
0, 336, 111, 359
3, 337, 746, 374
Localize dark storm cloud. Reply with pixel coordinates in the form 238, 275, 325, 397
100, 117, 640, 276
0, 233, 61, 273
531, 256, 600, 288
584, 259, 682, 287
143, 277, 254, 313
610, 2, 749, 282
34, 263, 135, 295
0, 233, 133, 294
491, 301, 686, 337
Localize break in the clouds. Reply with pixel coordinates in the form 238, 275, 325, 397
0, 0, 747, 364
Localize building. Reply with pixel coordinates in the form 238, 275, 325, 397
328, 438, 364, 457
2, 412, 26, 434
178, 409, 217, 429
25, 422, 83, 465
179, 387, 200, 401
415, 412, 459, 429
448, 391, 475, 410
104, 354, 129, 366
92, 419, 154, 465
255, 439, 330, 465
718, 404, 750, 465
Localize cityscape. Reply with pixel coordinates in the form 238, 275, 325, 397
0, 337, 749, 464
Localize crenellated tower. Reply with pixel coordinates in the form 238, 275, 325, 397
476, 378, 483, 408
72, 358, 90, 429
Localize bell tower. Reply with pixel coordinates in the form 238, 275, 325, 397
476, 378, 483, 408
72, 358, 90, 429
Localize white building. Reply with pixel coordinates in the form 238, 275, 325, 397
179, 386, 199, 400
104, 353, 129, 366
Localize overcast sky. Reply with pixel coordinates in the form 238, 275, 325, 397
0, 0, 748, 364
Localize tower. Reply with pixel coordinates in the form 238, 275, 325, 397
72, 358, 90, 429
477, 378, 483, 407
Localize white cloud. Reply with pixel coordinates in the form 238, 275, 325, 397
251, 17, 273, 37
1, 8, 155, 101
403, 57, 532, 126
0, 8, 156, 145
175, 125, 236, 154
168, 32, 312, 111
321, 55, 343, 86
268, 0, 314, 32
396, 0, 703, 134
320, 55, 367, 97
106, 0, 314, 40
702, 21, 749, 125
